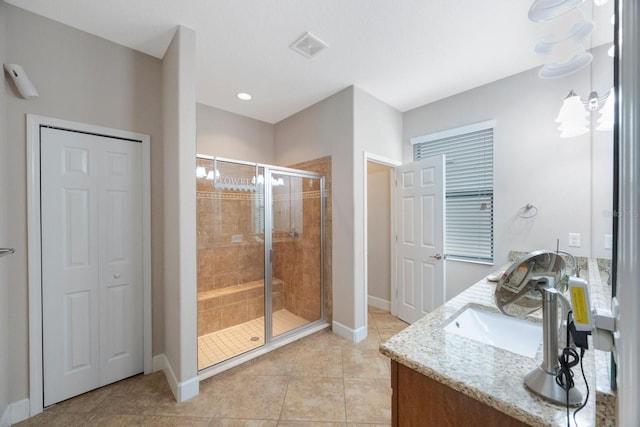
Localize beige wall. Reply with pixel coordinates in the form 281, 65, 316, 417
197, 103, 274, 163
274, 87, 403, 339
274, 88, 356, 335
161, 26, 198, 398
3, 4, 164, 403
367, 162, 392, 305
403, 45, 613, 300
353, 88, 403, 332
0, 0, 10, 420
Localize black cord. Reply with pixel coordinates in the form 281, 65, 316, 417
555, 310, 591, 427
557, 346, 579, 427
573, 348, 589, 426
556, 310, 578, 427
556, 348, 579, 390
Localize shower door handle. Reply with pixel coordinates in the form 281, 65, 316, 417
0, 248, 15, 258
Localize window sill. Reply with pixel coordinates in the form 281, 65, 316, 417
446, 257, 494, 266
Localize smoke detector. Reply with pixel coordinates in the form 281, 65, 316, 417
290, 32, 328, 59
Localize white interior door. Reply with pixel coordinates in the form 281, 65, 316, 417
41, 127, 143, 406
395, 155, 445, 324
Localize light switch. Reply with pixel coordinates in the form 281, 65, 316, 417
604, 234, 613, 250
568, 233, 581, 248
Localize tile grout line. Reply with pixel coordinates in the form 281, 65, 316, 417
22, 307, 399, 427
276, 373, 291, 423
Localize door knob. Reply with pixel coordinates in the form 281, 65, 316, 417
429, 253, 443, 260
114, 272, 121, 279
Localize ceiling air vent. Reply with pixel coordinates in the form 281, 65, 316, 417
290, 32, 328, 59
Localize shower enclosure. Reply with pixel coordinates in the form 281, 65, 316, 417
196, 156, 325, 371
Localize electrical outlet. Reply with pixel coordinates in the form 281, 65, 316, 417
568, 233, 581, 248
604, 234, 613, 250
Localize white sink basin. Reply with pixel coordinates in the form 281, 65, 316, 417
444, 306, 542, 358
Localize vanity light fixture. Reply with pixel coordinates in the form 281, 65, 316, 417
251, 174, 265, 185
556, 89, 614, 137
596, 89, 615, 131
236, 92, 252, 101
556, 91, 589, 137
195, 166, 220, 180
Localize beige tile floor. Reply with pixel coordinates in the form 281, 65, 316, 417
16, 306, 408, 427
198, 309, 309, 369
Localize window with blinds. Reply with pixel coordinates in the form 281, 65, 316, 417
412, 122, 494, 263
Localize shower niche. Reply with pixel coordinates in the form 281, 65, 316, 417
196, 156, 325, 371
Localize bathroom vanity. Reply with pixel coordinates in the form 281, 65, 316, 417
391, 360, 528, 426
380, 257, 615, 427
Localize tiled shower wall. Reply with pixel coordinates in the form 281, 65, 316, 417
196, 159, 264, 293
273, 178, 322, 321
196, 156, 333, 331
283, 156, 332, 325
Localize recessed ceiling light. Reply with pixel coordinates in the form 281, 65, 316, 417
237, 92, 252, 101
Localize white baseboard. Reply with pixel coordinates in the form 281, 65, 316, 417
158, 354, 199, 403
152, 354, 167, 372
0, 405, 10, 427
0, 399, 30, 426
367, 295, 391, 311
177, 376, 199, 402
332, 320, 367, 343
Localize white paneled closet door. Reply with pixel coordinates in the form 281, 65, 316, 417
41, 127, 143, 406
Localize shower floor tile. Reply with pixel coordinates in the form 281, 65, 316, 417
198, 309, 309, 370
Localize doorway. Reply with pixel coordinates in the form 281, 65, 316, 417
363, 153, 446, 325
366, 161, 393, 311
196, 156, 327, 372
27, 115, 152, 415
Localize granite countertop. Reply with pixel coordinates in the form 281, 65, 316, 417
380, 257, 615, 427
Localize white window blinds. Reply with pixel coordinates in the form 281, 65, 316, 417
413, 125, 494, 263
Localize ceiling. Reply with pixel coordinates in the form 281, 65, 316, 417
5, 0, 614, 124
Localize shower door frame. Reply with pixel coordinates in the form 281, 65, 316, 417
196, 155, 327, 378
264, 167, 326, 344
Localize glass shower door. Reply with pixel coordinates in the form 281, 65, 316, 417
196, 158, 266, 370
268, 170, 324, 339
